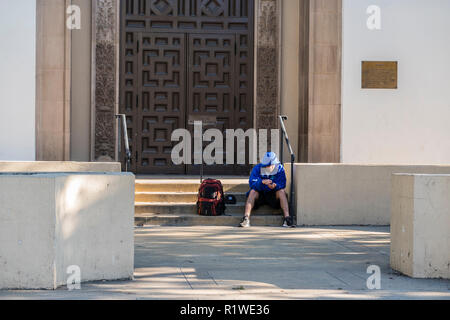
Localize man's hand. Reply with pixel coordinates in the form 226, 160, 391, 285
263, 179, 277, 189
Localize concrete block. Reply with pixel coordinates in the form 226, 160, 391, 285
0, 172, 135, 289
390, 174, 450, 279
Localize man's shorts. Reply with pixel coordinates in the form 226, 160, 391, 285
249, 190, 283, 210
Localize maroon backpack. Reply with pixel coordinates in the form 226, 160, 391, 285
196, 179, 226, 216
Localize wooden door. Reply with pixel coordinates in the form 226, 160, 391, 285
120, 0, 254, 175
186, 33, 236, 175
137, 32, 186, 173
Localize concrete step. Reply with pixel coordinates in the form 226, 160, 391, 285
135, 179, 249, 193
133, 178, 269, 227
135, 214, 284, 227
135, 202, 281, 216
135, 192, 248, 203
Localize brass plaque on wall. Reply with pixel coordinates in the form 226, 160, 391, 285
362, 61, 398, 89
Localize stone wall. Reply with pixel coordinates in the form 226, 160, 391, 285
291, 164, 450, 225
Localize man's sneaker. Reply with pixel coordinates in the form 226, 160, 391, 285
239, 216, 250, 228
282, 216, 295, 228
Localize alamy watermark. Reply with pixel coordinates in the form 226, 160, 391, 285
366, 265, 381, 290
66, 5, 81, 30
171, 122, 280, 165
367, 5, 381, 30
66, 265, 81, 291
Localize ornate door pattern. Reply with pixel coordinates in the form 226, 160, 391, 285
120, 0, 254, 174
187, 34, 235, 174
138, 33, 186, 173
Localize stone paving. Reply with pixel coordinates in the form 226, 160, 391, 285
1, 226, 449, 300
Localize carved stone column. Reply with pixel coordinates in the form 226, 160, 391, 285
91, 0, 120, 161
255, 0, 282, 132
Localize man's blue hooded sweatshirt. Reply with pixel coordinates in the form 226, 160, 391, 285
248, 163, 287, 194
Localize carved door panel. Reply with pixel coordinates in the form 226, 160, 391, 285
186, 33, 236, 175
186, 33, 253, 175
136, 32, 186, 174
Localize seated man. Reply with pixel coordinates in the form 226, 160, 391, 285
239, 152, 294, 228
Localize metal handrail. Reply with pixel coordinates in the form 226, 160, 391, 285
279, 115, 296, 222
116, 114, 131, 172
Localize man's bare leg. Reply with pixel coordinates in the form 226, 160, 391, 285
276, 189, 290, 218
244, 189, 259, 218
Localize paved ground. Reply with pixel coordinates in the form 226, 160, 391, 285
1, 226, 449, 300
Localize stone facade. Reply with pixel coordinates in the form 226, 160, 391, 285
36, 0, 343, 165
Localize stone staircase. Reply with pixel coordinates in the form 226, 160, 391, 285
134, 178, 284, 226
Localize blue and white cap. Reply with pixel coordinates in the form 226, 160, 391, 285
261, 152, 280, 167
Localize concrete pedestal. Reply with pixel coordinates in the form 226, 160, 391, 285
0, 172, 135, 289
391, 174, 450, 279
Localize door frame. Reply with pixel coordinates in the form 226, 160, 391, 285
91, 0, 282, 170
